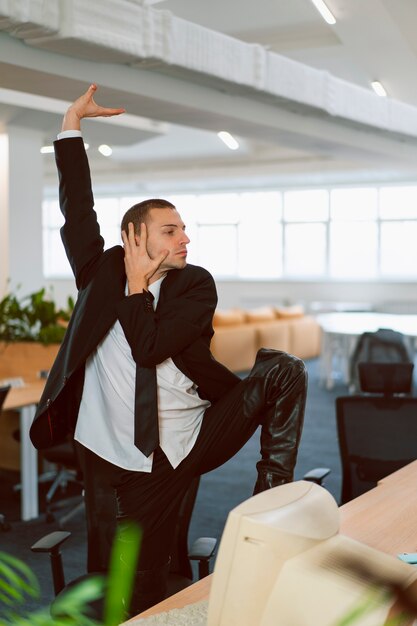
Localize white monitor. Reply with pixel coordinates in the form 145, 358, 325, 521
207, 481, 415, 626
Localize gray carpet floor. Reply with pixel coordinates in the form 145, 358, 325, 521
0, 357, 343, 616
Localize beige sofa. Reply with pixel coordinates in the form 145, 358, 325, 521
210, 306, 321, 372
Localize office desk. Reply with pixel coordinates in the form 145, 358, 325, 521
339, 459, 417, 555
3, 381, 45, 521
133, 461, 417, 620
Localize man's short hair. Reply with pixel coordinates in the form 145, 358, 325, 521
121, 198, 176, 235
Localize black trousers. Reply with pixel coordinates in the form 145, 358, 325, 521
75, 350, 306, 572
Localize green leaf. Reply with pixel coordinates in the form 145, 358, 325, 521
0, 552, 40, 603
104, 522, 142, 626
52, 575, 105, 617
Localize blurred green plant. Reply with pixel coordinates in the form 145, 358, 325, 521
0, 523, 141, 626
0, 288, 74, 345
335, 587, 411, 626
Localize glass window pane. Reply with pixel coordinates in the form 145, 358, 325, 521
95, 198, 120, 228
380, 221, 417, 275
43, 200, 62, 228
284, 223, 326, 276
238, 199, 282, 278
195, 194, 240, 224
100, 225, 122, 249
330, 188, 377, 221
284, 189, 328, 222
239, 191, 283, 219
330, 222, 377, 278
379, 186, 417, 219
43, 229, 72, 278
197, 225, 237, 277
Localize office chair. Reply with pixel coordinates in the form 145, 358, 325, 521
31, 475, 217, 619
349, 328, 413, 392
336, 362, 417, 504
0, 385, 12, 531
41, 437, 84, 527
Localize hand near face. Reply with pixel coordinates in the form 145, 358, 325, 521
122, 222, 169, 295
62, 83, 125, 131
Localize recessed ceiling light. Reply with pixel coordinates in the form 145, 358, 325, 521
217, 131, 239, 150
309, 0, 336, 25
98, 144, 113, 157
371, 81, 387, 97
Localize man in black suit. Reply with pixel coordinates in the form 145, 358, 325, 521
30, 84, 307, 614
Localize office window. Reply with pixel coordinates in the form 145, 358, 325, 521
330, 188, 378, 221
329, 188, 378, 278
380, 221, 417, 276
330, 221, 378, 278
197, 224, 238, 277
284, 223, 326, 276
379, 186, 417, 219
284, 189, 329, 222
94, 198, 122, 248
42, 200, 71, 278
283, 190, 328, 277
43, 184, 417, 281
238, 193, 282, 278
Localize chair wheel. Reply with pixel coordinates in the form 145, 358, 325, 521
46, 512, 55, 523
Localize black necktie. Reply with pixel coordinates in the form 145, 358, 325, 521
134, 364, 159, 457
134, 289, 159, 457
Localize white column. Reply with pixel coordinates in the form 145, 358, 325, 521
7, 125, 44, 297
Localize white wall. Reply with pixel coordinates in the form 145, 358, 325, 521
45, 276, 417, 314
215, 279, 417, 312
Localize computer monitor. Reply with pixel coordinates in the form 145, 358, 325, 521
207, 481, 414, 626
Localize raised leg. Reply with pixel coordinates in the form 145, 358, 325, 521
243, 349, 308, 495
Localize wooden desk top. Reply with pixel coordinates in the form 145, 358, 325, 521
377, 459, 417, 489
3, 381, 45, 411
132, 577, 211, 621
134, 461, 417, 620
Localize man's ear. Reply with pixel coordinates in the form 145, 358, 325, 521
134, 234, 140, 246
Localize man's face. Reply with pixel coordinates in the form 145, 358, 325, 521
141, 207, 190, 272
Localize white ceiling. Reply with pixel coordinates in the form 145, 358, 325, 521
3, 0, 417, 192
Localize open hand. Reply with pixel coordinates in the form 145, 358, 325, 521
62, 83, 125, 131
122, 222, 169, 294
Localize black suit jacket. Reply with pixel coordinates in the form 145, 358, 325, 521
30, 137, 239, 450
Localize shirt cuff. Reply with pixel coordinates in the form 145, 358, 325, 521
56, 130, 83, 140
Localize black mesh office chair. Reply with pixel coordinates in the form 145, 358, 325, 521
336, 362, 417, 504
41, 437, 84, 526
31, 475, 216, 619
0, 385, 12, 531
349, 328, 413, 392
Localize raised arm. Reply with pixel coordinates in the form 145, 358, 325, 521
57, 85, 125, 288
61, 83, 125, 131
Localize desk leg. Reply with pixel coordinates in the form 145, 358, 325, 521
20, 404, 38, 521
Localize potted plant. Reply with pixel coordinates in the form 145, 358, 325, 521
0, 287, 74, 385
